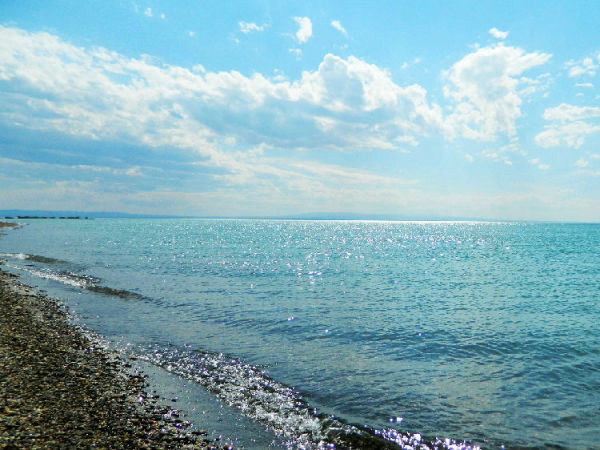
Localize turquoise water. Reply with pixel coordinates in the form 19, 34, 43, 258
1, 219, 599, 448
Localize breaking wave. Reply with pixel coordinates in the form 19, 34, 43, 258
0, 252, 69, 264
0, 253, 144, 300
137, 345, 481, 450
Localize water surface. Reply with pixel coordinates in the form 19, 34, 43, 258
1, 219, 598, 448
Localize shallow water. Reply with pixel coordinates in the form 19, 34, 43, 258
1, 219, 599, 448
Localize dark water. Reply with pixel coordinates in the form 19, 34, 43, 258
1, 219, 599, 448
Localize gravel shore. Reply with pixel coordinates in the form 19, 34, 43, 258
0, 265, 216, 449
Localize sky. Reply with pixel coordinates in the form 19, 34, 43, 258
0, 1, 599, 221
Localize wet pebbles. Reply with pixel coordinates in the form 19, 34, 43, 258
0, 268, 216, 448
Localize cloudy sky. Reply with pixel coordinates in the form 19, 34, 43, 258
1, 1, 599, 220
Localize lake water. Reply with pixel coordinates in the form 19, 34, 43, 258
1, 219, 598, 449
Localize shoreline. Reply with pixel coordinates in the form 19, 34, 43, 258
0, 266, 216, 448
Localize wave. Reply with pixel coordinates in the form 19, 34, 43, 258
1, 253, 145, 300
0, 252, 69, 265
86, 284, 145, 299
4, 263, 144, 300
138, 345, 481, 450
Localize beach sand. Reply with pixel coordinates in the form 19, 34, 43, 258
0, 264, 217, 448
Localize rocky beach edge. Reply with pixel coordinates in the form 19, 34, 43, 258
0, 222, 219, 449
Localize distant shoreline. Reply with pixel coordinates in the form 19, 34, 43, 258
2, 216, 90, 220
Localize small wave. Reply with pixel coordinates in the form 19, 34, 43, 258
0, 252, 68, 265
138, 345, 481, 450
28, 254, 69, 264
58, 270, 100, 286
0, 252, 29, 261
87, 284, 144, 300
18, 266, 95, 289
11, 265, 143, 300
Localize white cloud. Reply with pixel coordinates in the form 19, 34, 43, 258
464, 154, 474, 162
575, 158, 589, 168
535, 121, 600, 149
331, 20, 347, 36
536, 103, 600, 149
566, 56, 597, 77
0, 26, 443, 161
529, 158, 549, 170
160, 13, 166, 20
239, 22, 266, 34
481, 148, 513, 165
0, 157, 143, 178
188, 31, 195, 37
543, 104, 600, 121
294, 17, 312, 43
489, 28, 508, 39
575, 82, 594, 88
288, 160, 418, 188
288, 48, 302, 60
144, 7, 152, 17
518, 73, 552, 97
444, 44, 551, 141
124, 166, 142, 176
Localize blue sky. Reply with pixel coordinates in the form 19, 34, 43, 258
0, 1, 599, 220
